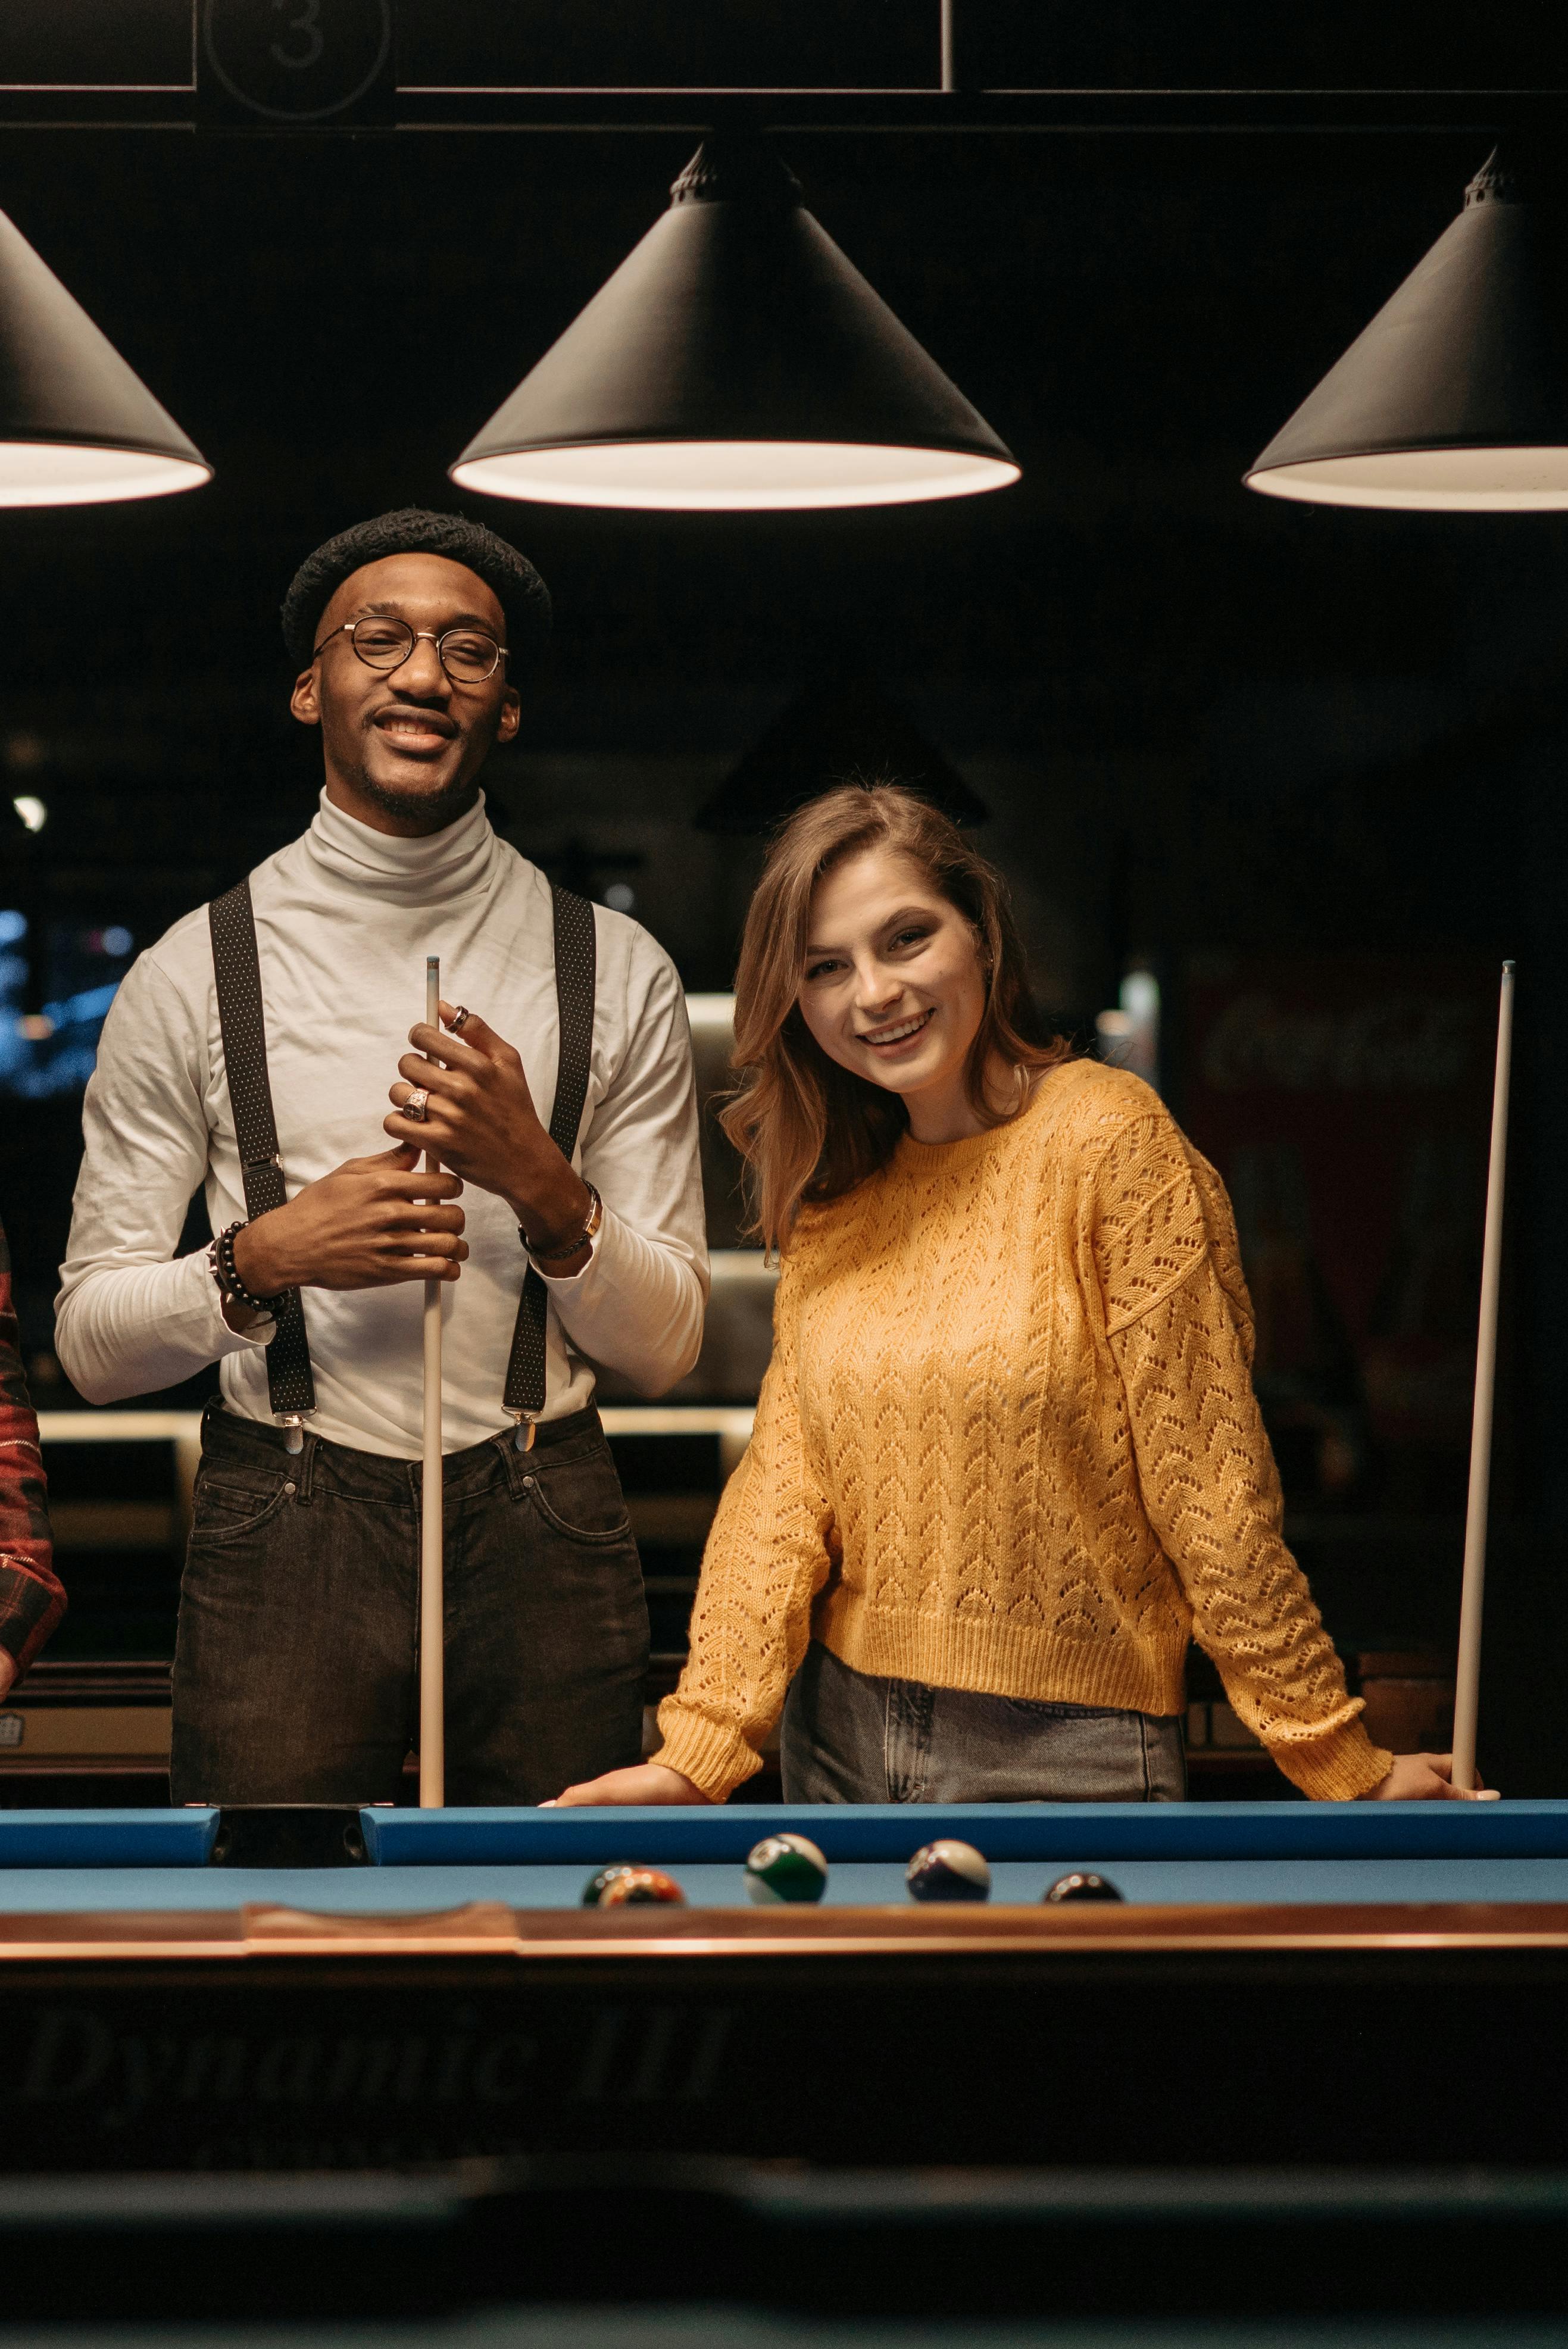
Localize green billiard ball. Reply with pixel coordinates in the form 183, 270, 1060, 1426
745, 1832, 829, 1904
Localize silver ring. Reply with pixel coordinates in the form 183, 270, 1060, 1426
449, 1005, 470, 1033
404, 1088, 429, 1123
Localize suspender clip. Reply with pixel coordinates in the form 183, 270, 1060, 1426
277, 1411, 308, 1455
513, 1412, 539, 1454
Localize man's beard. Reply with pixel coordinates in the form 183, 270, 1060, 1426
349, 760, 482, 833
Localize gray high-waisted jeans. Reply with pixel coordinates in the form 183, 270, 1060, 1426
780, 1640, 1186, 1804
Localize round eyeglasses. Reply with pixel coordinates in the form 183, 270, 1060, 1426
312, 616, 507, 683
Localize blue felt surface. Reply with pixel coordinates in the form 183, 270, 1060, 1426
0, 1808, 218, 1869
4, 1800, 1564, 1889
4, 1856, 1568, 1914
361, 1798, 1568, 1867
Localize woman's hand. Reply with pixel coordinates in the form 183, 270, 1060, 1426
1358, 1751, 1498, 1801
545, 1764, 713, 1808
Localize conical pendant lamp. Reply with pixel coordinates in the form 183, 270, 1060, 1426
0, 209, 210, 506
451, 139, 1019, 512
1246, 152, 1568, 510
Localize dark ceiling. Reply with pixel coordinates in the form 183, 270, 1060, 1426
0, 8, 1561, 1017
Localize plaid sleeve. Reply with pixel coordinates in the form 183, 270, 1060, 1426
0, 1218, 63, 1680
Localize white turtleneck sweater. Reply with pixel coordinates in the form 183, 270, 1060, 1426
55, 792, 708, 1457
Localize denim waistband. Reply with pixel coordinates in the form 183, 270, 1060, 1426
199, 1398, 605, 1505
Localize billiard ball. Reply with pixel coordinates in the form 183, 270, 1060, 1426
596, 1867, 686, 1908
581, 1866, 635, 1907
1044, 1872, 1124, 1904
745, 1832, 829, 1904
905, 1839, 991, 1903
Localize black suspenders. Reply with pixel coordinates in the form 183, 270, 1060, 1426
207, 876, 598, 1441
504, 885, 596, 1432
208, 883, 317, 1432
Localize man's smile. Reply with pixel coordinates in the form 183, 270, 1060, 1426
371, 705, 458, 756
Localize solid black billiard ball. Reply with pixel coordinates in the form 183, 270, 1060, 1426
1044, 1872, 1124, 1904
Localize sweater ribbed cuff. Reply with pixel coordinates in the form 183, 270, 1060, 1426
651, 1700, 763, 1804
1265, 1712, 1394, 1802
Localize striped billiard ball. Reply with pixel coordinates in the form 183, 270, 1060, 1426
745, 1832, 829, 1904
905, 1839, 991, 1903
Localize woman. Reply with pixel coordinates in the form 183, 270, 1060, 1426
557, 784, 1482, 1807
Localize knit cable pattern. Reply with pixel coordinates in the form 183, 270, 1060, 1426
654, 1060, 1390, 1804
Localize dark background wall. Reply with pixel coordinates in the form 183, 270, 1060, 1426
1, 13, 1563, 1784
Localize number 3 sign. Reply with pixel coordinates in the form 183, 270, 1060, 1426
202, 0, 392, 124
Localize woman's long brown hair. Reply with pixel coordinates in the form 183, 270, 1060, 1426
720, 782, 1070, 1251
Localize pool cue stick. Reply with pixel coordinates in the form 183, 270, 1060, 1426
1451, 958, 1515, 1793
418, 955, 445, 1808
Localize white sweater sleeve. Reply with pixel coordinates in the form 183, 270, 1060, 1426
54, 955, 269, 1404
538, 932, 708, 1397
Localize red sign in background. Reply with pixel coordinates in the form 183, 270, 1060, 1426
1181, 954, 1500, 1510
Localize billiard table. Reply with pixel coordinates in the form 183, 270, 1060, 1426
8, 1800, 1568, 2177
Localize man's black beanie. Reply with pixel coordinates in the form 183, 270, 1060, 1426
280, 507, 552, 671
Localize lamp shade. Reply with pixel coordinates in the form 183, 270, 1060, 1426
1245, 152, 1568, 511
0, 208, 210, 507
451, 140, 1020, 512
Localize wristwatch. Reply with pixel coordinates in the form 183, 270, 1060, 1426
521, 1181, 602, 1267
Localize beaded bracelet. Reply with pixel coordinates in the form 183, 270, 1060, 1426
210, 1219, 283, 1313
521, 1180, 603, 1266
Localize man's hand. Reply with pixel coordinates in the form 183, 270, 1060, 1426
1359, 1751, 1499, 1801
230, 1145, 467, 1295
386, 1001, 593, 1272
0, 1652, 15, 1701
545, 1764, 713, 1808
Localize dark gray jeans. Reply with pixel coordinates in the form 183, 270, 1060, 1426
170, 1401, 648, 1807
781, 1640, 1187, 1803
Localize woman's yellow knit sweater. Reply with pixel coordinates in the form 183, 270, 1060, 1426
655, 1058, 1392, 1805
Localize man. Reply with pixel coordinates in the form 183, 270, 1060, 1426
57, 508, 707, 1804
0, 1214, 63, 1694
